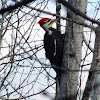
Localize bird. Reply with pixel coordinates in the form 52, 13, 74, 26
38, 18, 64, 77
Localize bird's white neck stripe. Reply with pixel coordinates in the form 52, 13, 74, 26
48, 30, 52, 35
54, 39, 56, 56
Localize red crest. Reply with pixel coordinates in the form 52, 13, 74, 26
38, 18, 51, 25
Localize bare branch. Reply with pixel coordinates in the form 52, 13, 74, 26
28, 6, 96, 30
83, 35, 94, 52
58, 0, 100, 26
0, 0, 36, 14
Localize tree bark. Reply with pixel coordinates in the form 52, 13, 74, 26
92, 73, 100, 100
82, 27, 100, 100
59, 0, 87, 100
55, 0, 61, 99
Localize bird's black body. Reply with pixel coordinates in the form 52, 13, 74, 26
38, 18, 64, 82
44, 27, 64, 73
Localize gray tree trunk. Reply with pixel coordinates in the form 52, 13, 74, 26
59, 0, 87, 100
82, 27, 100, 100
92, 32, 100, 99
92, 73, 100, 100
55, 0, 61, 99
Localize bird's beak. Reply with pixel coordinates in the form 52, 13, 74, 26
48, 18, 59, 26
53, 18, 59, 23
48, 19, 55, 26
48, 19, 59, 28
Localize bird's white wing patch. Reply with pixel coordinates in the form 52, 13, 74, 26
48, 30, 52, 35
54, 39, 56, 56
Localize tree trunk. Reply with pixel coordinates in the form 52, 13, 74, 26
59, 0, 87, 100
92, 73, 100, 100
55, 0, 61, 99
92, 27, 100, 99
82, 27, 100, 100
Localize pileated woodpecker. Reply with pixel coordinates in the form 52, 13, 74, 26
38, 18, 64, 75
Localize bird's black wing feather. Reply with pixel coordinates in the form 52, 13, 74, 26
44, 33, 55, 65
49, 28, 64, 66
44, 28, 64, 73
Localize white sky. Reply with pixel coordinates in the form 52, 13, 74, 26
0, 0, 100, 100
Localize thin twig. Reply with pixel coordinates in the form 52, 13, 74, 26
58, 0, 100, 26
27, 6, 96, 30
